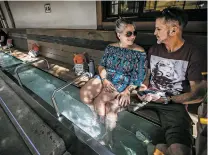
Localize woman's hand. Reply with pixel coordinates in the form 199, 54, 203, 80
102, 79, 116, 93
117, 90, 130, 107
138, 84, 148, 91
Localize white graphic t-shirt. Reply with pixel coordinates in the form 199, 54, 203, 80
147, 42, 203, 96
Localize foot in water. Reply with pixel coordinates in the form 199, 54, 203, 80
97, 116, 116, 149
136, 130, 157, 155
136, 130, 151, 144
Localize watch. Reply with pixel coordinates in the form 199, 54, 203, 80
101, 77, 106, 82
163, 96, 170, 104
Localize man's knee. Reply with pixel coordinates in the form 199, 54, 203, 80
166, 143, 192, 155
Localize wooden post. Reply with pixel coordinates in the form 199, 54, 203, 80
96, 1, 102, 30
4, 1, 15, 28
0, 4, 9, 28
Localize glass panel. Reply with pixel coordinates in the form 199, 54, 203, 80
184, 1, 207, 9
0, 53, 165, 155
0, 51, 23, 68
110, 0, 119, 15
120, 1, 140, 14
109, 1, 140, 15
144, 0, 207, 12
17, 66, 65, 107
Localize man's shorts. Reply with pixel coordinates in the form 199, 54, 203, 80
140, 103, 193, 147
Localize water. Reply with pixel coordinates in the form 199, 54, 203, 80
15, 67, 150, 154
0, 52, 22, 68
0, 53, 166, 155
15, 67, 105, 137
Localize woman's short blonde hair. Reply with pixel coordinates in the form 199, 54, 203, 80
115, 17, 136, 33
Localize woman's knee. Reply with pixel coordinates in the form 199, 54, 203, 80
80, 78, 102, 104
80, 87, 93, 104
93, 96, 105, 108
106, 99, 120, 113
94, 98, 106, 116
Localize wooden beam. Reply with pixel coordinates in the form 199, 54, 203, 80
0, 4, 9, 28
96, 1, 102, 30
4, 1, 15, 28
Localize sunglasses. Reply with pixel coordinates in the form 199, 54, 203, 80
125, 31, 137, 37
162, 8, 177, 18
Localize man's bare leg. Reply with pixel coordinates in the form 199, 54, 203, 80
166, 143, 192, 155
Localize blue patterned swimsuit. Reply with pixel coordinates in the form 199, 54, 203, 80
97, 45, 146, 92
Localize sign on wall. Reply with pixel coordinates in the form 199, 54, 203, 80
44, 3, 51, 13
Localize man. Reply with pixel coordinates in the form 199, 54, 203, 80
0, 29, 7, 46
137, 7, 204, 155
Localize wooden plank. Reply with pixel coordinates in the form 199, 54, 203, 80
28, 40, 103, 57
27, 34, 111, 51
7, 28, 27, 34
26, 29, 118, 42
9, 33, 27, 39
10, 37, 28, 51
28, 40, 104, 66
40, 52, 72, 64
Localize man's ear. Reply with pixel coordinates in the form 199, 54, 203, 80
169, 27, 177, 36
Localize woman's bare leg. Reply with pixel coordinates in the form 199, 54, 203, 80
80, 78, 102, 105
105, 99, 123, 130
93, 90, 119, 117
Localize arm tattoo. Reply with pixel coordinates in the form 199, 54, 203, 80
171, 81, 205, 104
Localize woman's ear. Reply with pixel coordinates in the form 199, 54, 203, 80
117, 33, 121, 39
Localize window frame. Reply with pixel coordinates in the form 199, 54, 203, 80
102, 1, 207, 22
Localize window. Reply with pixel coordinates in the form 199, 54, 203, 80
102, 1, 207, 22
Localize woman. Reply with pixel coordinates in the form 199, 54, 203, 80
80, 17, 146, 122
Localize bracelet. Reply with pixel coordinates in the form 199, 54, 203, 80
163, 96, 169, 104
163, 96, 172, 104
128, 85, 135, 93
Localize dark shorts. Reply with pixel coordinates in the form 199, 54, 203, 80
143, 103, 193, 147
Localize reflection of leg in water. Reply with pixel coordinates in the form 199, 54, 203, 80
135, 130, 159, 155
101, 99, 122, 148
105, 99, 121, 130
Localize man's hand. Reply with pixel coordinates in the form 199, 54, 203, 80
137, 93, 161, 103
152, 97, 165, 104
117, 90, 130, 107
102, 79, 116, 93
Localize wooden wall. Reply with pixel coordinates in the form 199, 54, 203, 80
7, 29, 28, 51
6, 28, 207, 71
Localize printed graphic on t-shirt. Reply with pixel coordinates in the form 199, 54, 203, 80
150, 55, 188, 95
